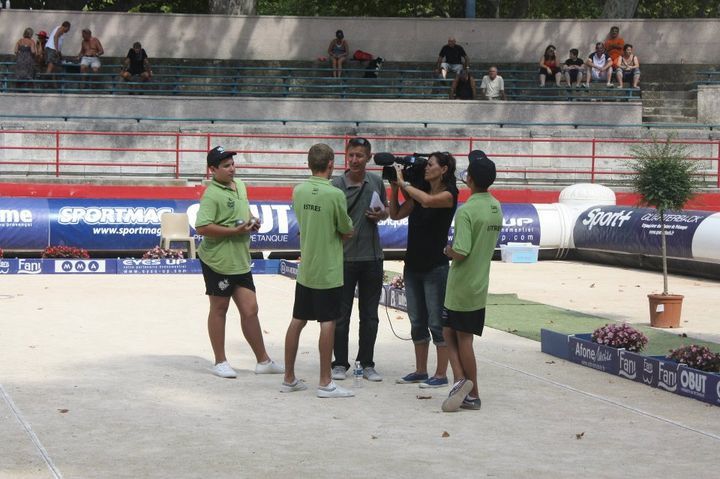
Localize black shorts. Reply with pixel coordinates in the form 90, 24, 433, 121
292, 283, 342, 322
442, 307, 486, 336
538, 66, 560, 76
200, 260, 256, 297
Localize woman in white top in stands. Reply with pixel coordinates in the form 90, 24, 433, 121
615, 44, 640, 89
584, 42, 613, 88
327, 29, 349, 78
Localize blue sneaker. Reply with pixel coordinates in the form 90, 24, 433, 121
419, 376, 449, 388
396, 372, 429, 384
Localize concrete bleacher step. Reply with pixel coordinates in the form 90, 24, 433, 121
641, 97, 697, 107
642, 105, 697, 117
641, 90, 697, 122
641, 114, 698, 123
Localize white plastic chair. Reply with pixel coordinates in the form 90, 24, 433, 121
159, 212, 196, 259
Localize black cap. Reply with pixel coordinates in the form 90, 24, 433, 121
207, 146, 236, 168
336, 30, 344, 39
464, 150, 496, 189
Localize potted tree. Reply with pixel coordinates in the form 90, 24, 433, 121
628, 136, 700, 328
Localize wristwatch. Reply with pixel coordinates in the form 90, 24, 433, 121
403, 181, 411, 188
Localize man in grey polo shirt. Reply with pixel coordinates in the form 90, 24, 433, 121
331, 137, 389, 382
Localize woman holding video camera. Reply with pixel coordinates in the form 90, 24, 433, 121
389, 152, 458, 389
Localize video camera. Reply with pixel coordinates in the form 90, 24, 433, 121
373, 152, 429, 186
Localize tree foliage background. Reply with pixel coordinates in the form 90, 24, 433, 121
6, 0, 720, 17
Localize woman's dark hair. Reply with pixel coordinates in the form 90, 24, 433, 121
336, 30, 344, 39
543, 44, 557, 61
429, 151, 456, 190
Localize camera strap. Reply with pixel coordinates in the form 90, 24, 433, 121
346, 180, 367, 213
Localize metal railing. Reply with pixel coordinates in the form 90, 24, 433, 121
1, 130, 718, 187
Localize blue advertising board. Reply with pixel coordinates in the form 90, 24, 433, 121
117, 258, 202, 274
542, 331, 720, 407
0, 258, 281, 275
0, 198, 50, 249
0, 258, 115, 274
0, 199, 541, 252
498, 203, 541, 246
568, 334, 620, 374
573, 206, 712, 258
50, 199, 190, 250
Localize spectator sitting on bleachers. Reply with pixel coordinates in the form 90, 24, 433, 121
480, 66, 506, 100
615, 44, 640, 89
603, 26, 625, 68
450, 68, 476, 99
78, 28, 104, 87
120, 42, 152, 82
435, 36, 468, 79
328, 30, 349, 78
538, 45, 561, 87
562, 48, 585, 87
584, 42, 613, 88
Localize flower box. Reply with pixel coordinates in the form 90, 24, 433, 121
542, 328, 720, 407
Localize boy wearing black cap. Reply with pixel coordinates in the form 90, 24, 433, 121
441, 150, 502, 412
195, 146, 284, 379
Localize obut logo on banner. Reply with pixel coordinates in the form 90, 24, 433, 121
679, 368, 708, 398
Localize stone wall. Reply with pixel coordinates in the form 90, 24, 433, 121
2, 10, 719, 64
0, 93, 642, 126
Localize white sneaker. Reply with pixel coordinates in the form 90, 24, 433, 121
363, 367, 383, 382
212, 361, 237, 379
317, 380, 354, 398
280, 379, 308, 393
255, 359, 285, 374
441, 379, 474, 412
331, 365, 347, 380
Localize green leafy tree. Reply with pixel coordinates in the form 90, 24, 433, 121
628, 136, 701, 295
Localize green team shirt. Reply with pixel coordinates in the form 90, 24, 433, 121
444, 192, 503, 311
195, 179, 252, 275
293, 176, 353, 289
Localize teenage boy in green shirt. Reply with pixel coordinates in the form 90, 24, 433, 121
441, 150, 502, 412
281, 143, 355, 398
195, 146, 284, 379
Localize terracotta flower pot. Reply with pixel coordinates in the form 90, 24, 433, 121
647, 294, 684, 328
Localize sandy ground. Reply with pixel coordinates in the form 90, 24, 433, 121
1, 261, 719, 478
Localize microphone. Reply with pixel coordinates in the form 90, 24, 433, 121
373, 152, 397, 166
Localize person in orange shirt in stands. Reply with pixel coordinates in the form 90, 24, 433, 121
603, 26, 625, 68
